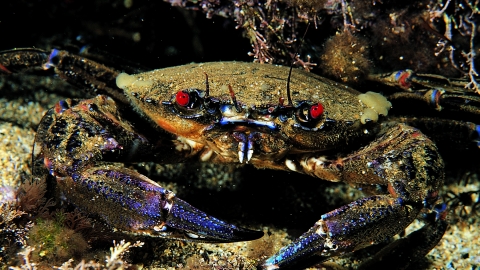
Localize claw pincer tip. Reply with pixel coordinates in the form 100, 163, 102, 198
167, 198, 263, 242
262, 228, 326, 270
70, 168, 262, 243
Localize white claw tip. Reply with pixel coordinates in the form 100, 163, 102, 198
238, 151, 244, 163
247, 149, 253, 162
285, 159, 297, 172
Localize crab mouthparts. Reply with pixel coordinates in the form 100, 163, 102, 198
218, 117, 277, 164
231, 131, 255, 163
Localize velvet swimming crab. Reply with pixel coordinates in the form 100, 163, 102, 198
1, 48, 479, 269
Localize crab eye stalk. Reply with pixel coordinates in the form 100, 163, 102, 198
164, 88, 221, 119
309, 103, 324, 119
175, 91, 192, 107
166, 89, 203, 117
295, 102, 324, 126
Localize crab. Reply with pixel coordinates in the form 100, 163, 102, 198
1, 47, 479, 269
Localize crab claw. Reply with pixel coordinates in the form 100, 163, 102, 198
261, 195, 424, 269
163, 196, 264, 242
59, 167, 262, 243
261, 226, 328, 270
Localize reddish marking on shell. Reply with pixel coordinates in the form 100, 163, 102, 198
54, 102, 63, 114
439, 208, 448, 220
156, 118, 177, 134
103, 111, 123, 126
432, 90, 441, 106
411, 131, 421, 138
310, 103, 324, 119
398, 71, 411, 89
78, 104, 89, 111
175, 91, 190, 107
43, 157, 52, 169
233, 126, 247, 132
43, 157, 56, 176
387, 183, 398, 198
0, 63, 12, 74
156, 117, 203, 140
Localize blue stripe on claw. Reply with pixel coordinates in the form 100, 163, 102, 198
44, 49, 60, 69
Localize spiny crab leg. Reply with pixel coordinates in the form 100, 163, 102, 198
368, 69, 480, 118
262, 196, 417, 269
263, 202, 448, 270
263, 123, 447, 269
0, 48, 129, 104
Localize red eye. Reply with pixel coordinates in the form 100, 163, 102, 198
309, 103, 323, 119
175, 91, 190, 107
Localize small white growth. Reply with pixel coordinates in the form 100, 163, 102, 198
132, 79, 153, 88
358, 91, 392, 124
116, 73, 153, 89
362, 108, 378, 123
116, 73, 136, 89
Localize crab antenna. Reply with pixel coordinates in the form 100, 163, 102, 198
286, 65, 293, 106
228, 85, 242, 113
285, 7, 296, 107
204, 72, 210, 97
286, 21, 311, 107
